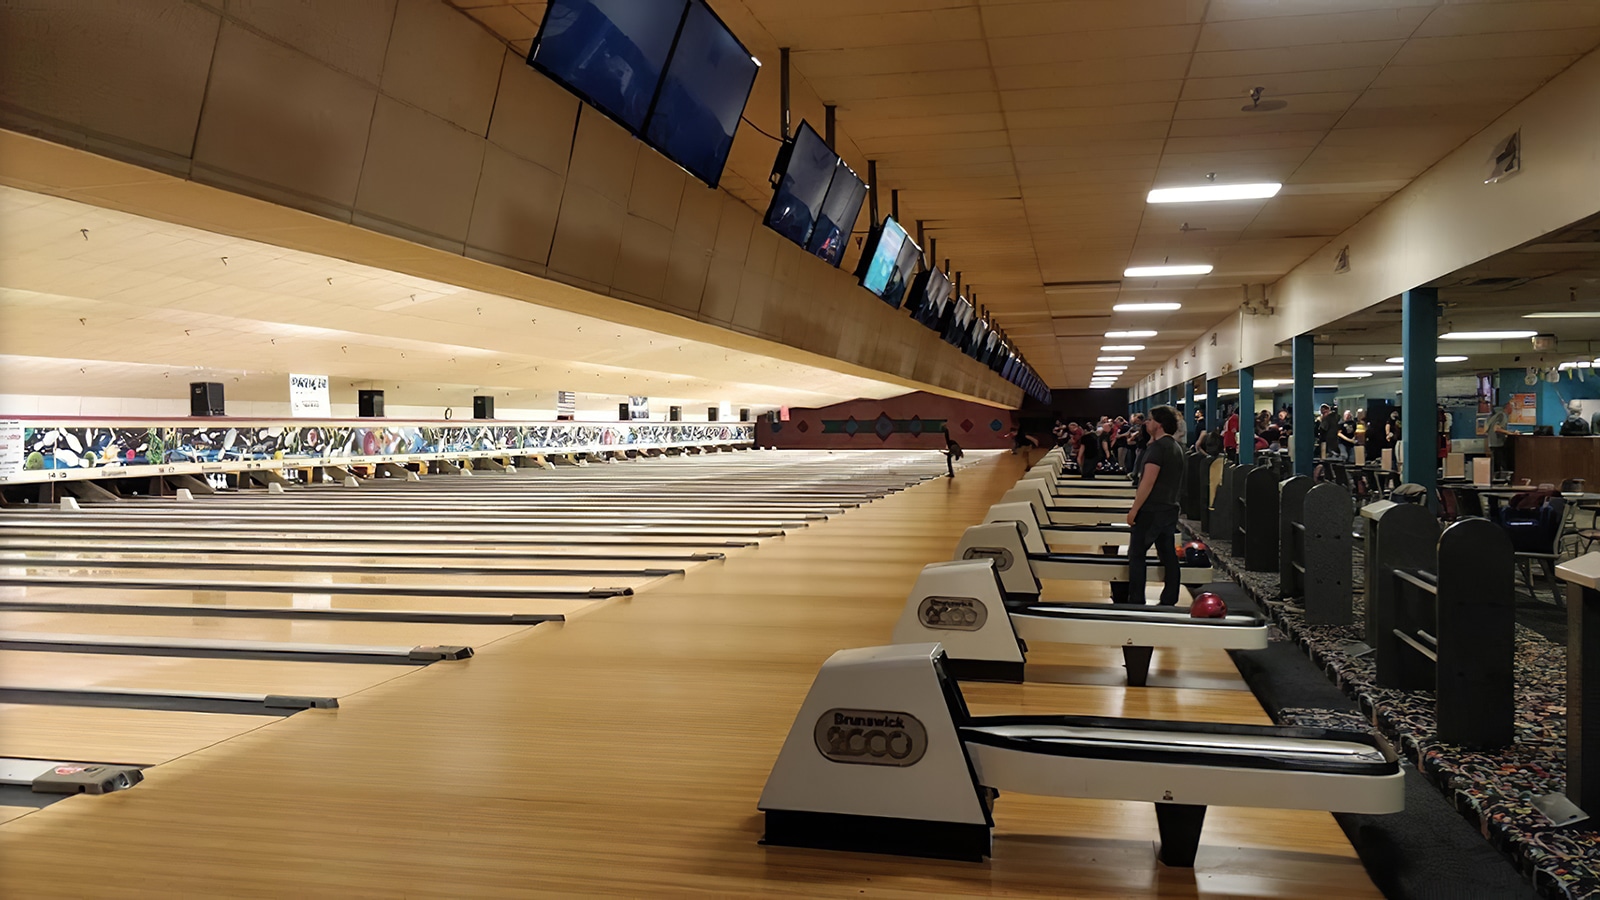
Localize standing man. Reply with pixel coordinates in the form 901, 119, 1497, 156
1485, 400, 1515, 475
1127, 405, 1185, 606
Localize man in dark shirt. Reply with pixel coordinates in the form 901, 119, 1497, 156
1127, 405, 1186, 606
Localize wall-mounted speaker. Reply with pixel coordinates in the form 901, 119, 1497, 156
619, 403, 631, 421
473, 396, 494, 419
739, 408, 751, 422
190, 382, 224, 417
358, 390, 385, 418
669, 406, 682, 422
707, 407, 718, 422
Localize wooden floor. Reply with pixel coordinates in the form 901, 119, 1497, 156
0, 453, 1378, 897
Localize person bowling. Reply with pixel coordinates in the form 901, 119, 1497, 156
1126, 405, 1185, 606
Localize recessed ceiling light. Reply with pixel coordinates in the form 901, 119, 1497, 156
1314, 372, 1371, 378
1252, 379, 1288, 388
1347, 364, 1405, 372
1124, 264, 1213, 278
1523, 311, 1600, 319
1439, 330, 1538, 340
1105, 330, 1158, 338
1384, 356, 1469, 364
1112, 302, 1182, 312
1100, 344, 1145, 351
1098, 356, 1136, 362
1147, 183, 1281, 204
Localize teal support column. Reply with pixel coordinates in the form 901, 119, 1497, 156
1184, 380, 1196, 442
1205, 378, 1220, 436
1292, 334, 1315, 476
1237, 367, 1255, 464
1402, 287, 1439, 509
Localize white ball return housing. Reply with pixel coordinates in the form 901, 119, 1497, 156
891, 559, 1267, 685
953, 518, 1213, 606
759, 643, 1405, 866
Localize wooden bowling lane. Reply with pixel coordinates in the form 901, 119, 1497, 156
0, 610, 533, 651
0, 451, 1374, 898
2, 518, 788, 539
0, 531, 757, 550
0, 539, 730, 562
0, 585, 599, 620
0, 550, 694, 577
0, 651, 421, 700
0, 562, 662, 593
0, 703, 276, 766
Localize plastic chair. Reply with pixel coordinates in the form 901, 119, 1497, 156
1496, 496, 1567, 604
1437, 486, 1460, 522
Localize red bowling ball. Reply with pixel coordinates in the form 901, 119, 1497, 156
1190, 591, 1228, 618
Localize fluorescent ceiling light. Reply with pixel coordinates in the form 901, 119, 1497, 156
1218, 388, 1240, 395
1192, 393, 1208, 400
1112, 302, 1182, 312
1098, 356, 1136, 362
1558, 361, 1594, 370
1313, 372, 1372, 378
1384, 356, 1469, 364
1100, 344, 1145, 351
1439, 330, 1537, 340
1347, 364, 1405, 372
1147, 183, 1281, 204
1523, 311, 1600, 318
1105, 330, 1158, 338
1252, 379, 1288, 388
1124, 264, 1213, 278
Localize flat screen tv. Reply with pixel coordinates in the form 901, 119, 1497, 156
764, 121, 835, 247
530, 0, 687, 133
942, 296, 974, 346
905, 268, 951, 325
644, 0, 760, 187
856, 217, 910, 301
806, 162, 866, 267
881, 232, 923, 309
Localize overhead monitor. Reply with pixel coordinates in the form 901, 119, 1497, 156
905, 268, 951, 326
856, 217, 910, 302
805, 162, 867, 267
764, 121, 836, 247
644, 0, 760, 187
881, 231, 923, 310
942, 295, 975, 347
530, 0, 687, 133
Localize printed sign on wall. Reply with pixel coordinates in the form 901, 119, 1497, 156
628, 396, 650, 420
556, 391, 576, 421
0, 420, 23, 478
288, 374, 331, 418
1509, 392, 1537, 425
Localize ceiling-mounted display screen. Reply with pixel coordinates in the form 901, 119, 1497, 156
645, 0, 760, 187
530, 0, 687, 132
806, 162, 866, 267
942, 295, 975, 347
856, 217, 910, 301
882, 235, 923, 310
906, 268, 951, 326
531, 0, 757, 187
765, 121, 835, 246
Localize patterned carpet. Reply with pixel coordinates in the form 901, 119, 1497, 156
1185, 522, 1599, 900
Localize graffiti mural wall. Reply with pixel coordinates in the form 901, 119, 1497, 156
755, 392, 1016, 450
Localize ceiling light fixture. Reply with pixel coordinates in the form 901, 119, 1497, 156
1105, 330, 1158, 338
1314, 372, 1372, 378
1100, 344, 1145, 351
1098, 356, 1136, 362
1147, 183, 1281, 204
1384, 356, 1469, 364
1522, 311, 1600, 318
1251, 379, 1288, 388
1112, 302, 1182, 312
1439, 330, 1537, 341
1124, 264, 1213, 278
1347, 364, 1405, 372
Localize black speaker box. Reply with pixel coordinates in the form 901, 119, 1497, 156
619, 403, 631, 421
190, 382, 224, 417
707, 407, 718, 422
473, 395, 494, 419
359, 390, 385, 417
739, 408, 751, 422
669, 406, 682, 422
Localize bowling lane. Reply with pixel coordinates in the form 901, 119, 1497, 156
0, 703, 275, 765
0, 610, 534, 649
0, 550, 700, 577
0, 526, 776, 546
0, 562, 664, 593
0, 651, 418, 698
0, 586, 598, 619
0, 539, 738, 560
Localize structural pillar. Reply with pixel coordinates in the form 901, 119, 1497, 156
1292, 334, 1314, 477
1238, 367, 1255, 465
1184, 380, 1196, 440
1205, 377, 1220, 438
1402, 287, 1439, 508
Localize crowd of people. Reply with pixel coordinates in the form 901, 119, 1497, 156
1048, 413, 1164, 480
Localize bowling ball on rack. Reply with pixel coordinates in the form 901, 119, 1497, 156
1190, 592, 1228, 618
1178, 541, 1209, 567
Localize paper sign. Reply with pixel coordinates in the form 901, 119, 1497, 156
288, 374, 330, 418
